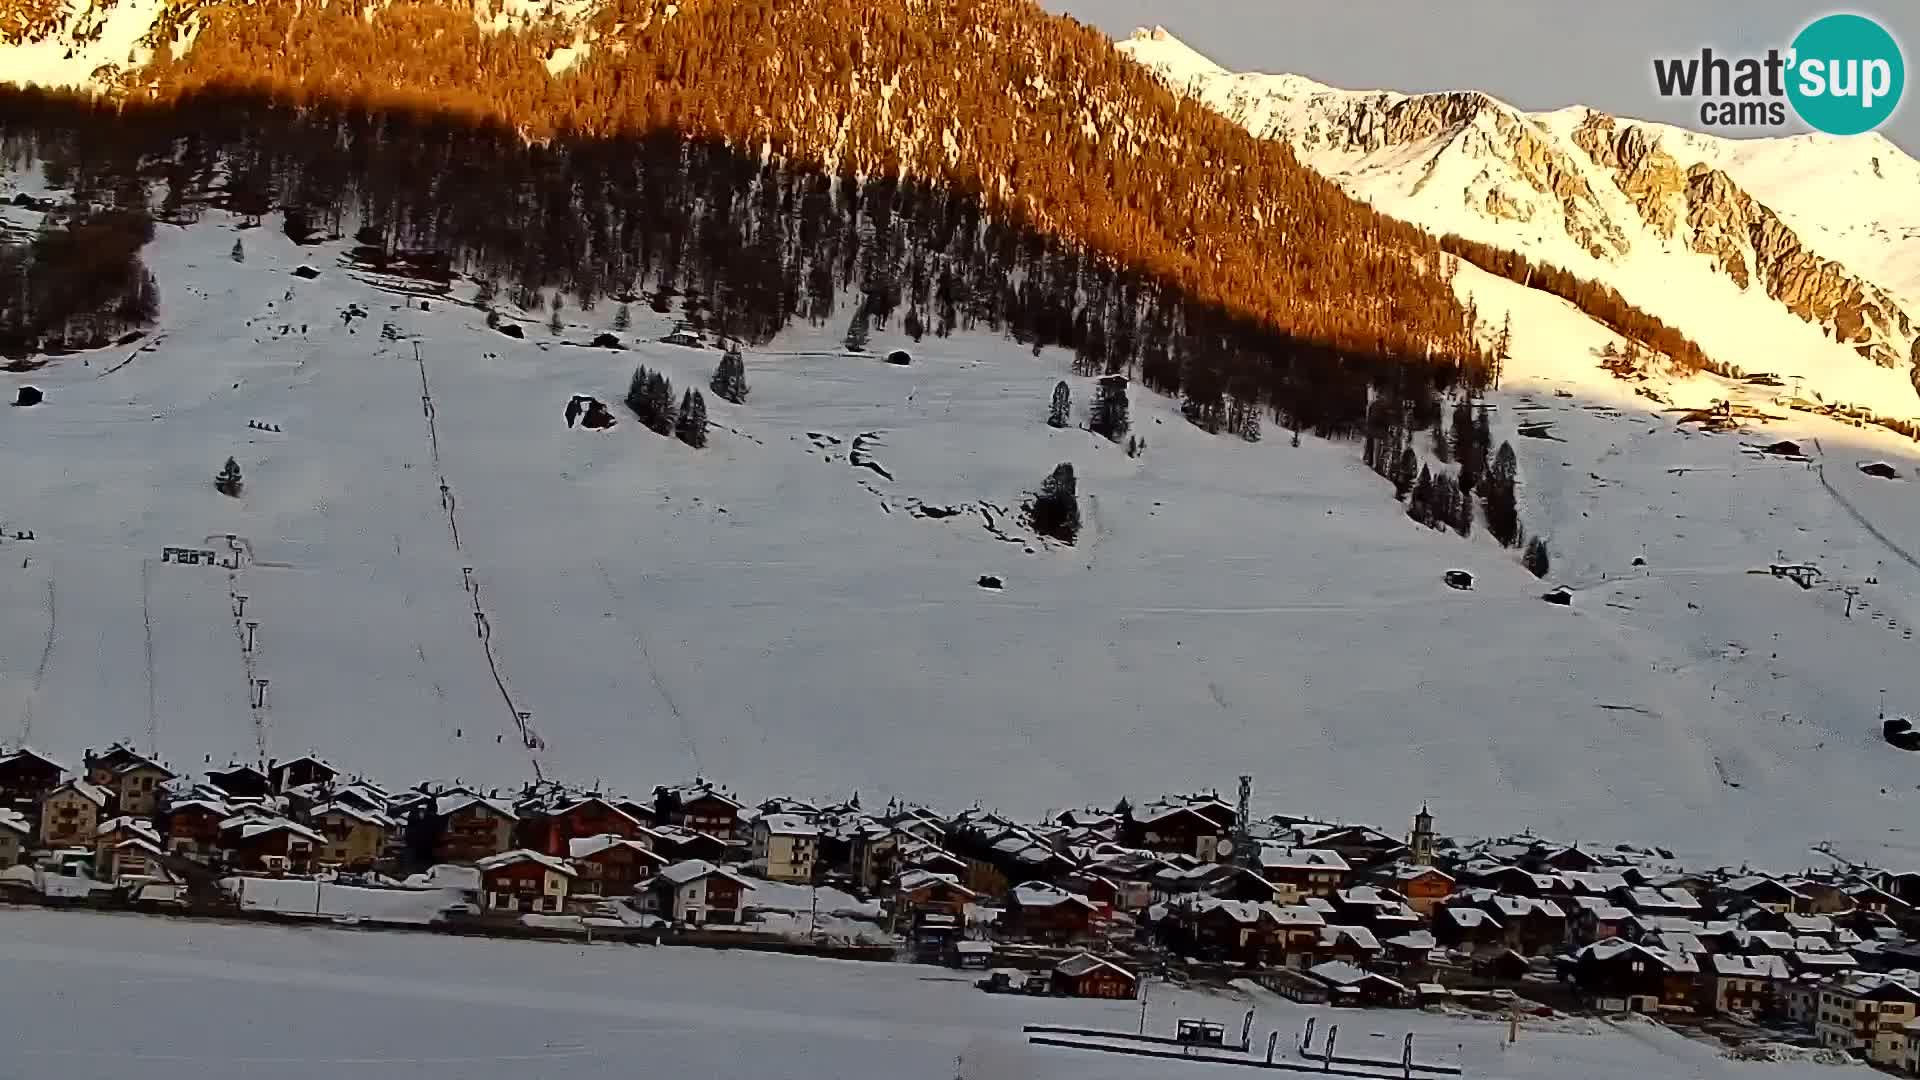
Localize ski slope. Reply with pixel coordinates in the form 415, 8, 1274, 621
0, 908, 1838, 1080
3, 182, 1920, 867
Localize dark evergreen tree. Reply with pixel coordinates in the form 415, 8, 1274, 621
1431, 414, 1451, 463
644, 372, 676, 435
904, 306, 924, 342
475, 277, 497, 308
1523, 536, 1550, 578
625, 366, 649, 419
843, 308, 870, 352
230, 237, 244, 263
1483, 440, 1521, 547
1409, 465, 1434, 526
215, 457, 243, 497
675, 389, 708, 447
548, 297, 564, 335
1026, 462, 1080, 544
1393, 446, 1418, 500
1240, 407, 1261, 443
1047, 380, 1070, 428
613, 302, 631, 332
1089, 375, 1129, 442
710, 347, 749, 404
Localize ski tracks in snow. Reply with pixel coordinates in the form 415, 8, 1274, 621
20, 572, 54, 745
595, 562, 702, 775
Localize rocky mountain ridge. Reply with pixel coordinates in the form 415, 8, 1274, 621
1119, 26, 1920, 406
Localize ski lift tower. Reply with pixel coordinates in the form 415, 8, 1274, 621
1233, 775, 1254, 870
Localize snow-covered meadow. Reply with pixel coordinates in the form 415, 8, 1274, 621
0, 908, 1839, 1080
1, 173, 1919, 867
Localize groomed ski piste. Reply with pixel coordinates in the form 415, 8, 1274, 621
0, 908, 1841, 1080
2, 168, 1920, 870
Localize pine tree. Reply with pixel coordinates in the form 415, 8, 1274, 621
1027, 462, 1080, 544
1523, 536, 1551, 578
675, 389, 708, 448
626, 366, 649, 419
1393, 447, 1418, 500
215, 457, 243, 497
843, 309, 870, 353
904, 306, 924, 342
644, 372, 676, 435
1431, 415, 1451, 463
613, 303, 631, 332
548, 297, 564, 336
475, 277, 497, 309
710, 347, 749, 404
1409, 465, 1434, 525
1483, 440, 1521, 547
230, 238, 244, 263
1047, 380, 1070, 428
1089, 376, 1129, 442
1240, 406, 1261, 443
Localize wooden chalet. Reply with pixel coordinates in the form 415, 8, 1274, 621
430, 793, 517, 863
649, 859, 754, 925
310, 801, 396, 870
653, 781, 743, 839
521, 796, 651, 857
1051, 952, 1138, 999
1002, 881, 1100, 943
164, 798, 232, 860
1567, 938, 1700, 1012
39, 779, 109, 847
206, 763, 273, 800
1378, 864, 1455, 916
84, 744, 174, 817
0, 807, 28, 865
222, 815, 324, 875
0, 748, 63, 813
1258, 846, 1350, 901
269, 755, 338, 793
477, 849, 576, 914
567, 834, 669, 897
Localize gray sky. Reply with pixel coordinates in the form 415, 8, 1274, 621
1044, 1, 1919, 152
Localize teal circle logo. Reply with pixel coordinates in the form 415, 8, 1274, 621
1788, 13, 1905, 135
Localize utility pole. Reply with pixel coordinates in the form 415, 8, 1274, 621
1846, 587, 1860, 618
1233, 774, 1254, 870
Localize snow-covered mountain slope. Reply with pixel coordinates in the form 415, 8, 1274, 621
1118, 27, 1920, 418
5, 177, 1920, 869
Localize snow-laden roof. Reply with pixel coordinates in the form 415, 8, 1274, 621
0, 746, 67, 772
309, 802, 397, 829
1557, 870, 1629, 894
0, 807, 29, 835
658, 859, 755, 888
1725, 874, 1807, 898
1625, 886, 1701, 911
896, 868, 976, 896
1055, 951, 1135, 980
475, 849, 576, 877
1309, 960, 1404, 991
1010, 882, 1095, 910
224, 815, 326, 844
55, 779, 111, 807
568, 834, 667, 863
1385, 863, 1454, 884
1443, 907, 1500, 929
1271, 904, 1328, 928
1385, 930, 1437, 951
168, 797, 233, 817
1577, 938, 1697, 972
97, 816, 162, 845
1783, 913, 1835, 934
757, 813, 820, 837
1713, 954, 1790, 979
655, 781, 743, 810
436, 794, 518, 821
1259, 846, 1349, 872
1320, 925, 1381, 951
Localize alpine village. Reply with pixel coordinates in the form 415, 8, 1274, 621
2, 742, 1920, 1066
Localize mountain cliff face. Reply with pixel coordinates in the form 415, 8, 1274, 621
1119, 26, 1920, 408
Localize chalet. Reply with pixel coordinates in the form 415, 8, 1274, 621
1567, 896, 1633, 945
749, 813, 820, 883
1303, 826, 1408, 872
1003, 881, 1100, 943
1620, 886, 1704, 916
653, 781, 743, 839
567, 834, 668, 897
0, 748, 63, 813
1533, 845, 1600, 873
1553, 870, 1632, 898
1464, 865, 1558, 897
1258, 847, 1349, 902
268, 755, 337, 793
1843, 880, 1909, 917
431, 794, 517, 863
895, 868, 979, 926
1382, 930, 1440, 977
1708, 954, 1789, 1017
206, 763, 273, 800
84, 744, 174, 817
221, 815, 324, 875
1465, 892, 1568, 954
1816, 971, 1920, 1064
1317, 925, 1384, 967
521, 796, 651, 858
1051, 952, 1138, 999
164, 798, 232, 861
1135, 803, 1228, 861
95, 816, 163, 870
1330, 886, 1420, 935
1380, 865, 1454, 916
1568, 939, 1700, 1013
309, 802, 396, 869
1719, 875, 1806, 915
1153, 863, 1281, 906
0, 807, 28, 864
1308, 961, 1408, 1007
649, 824, 733, 865
476, 849, 575, 913
649, 859, 754, 925
39, 779, 109, 847
1434, 906, 1505, 951
1171, 898, 1280, 964
1883, 871, 1920, 907
103, 837, 173, 886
